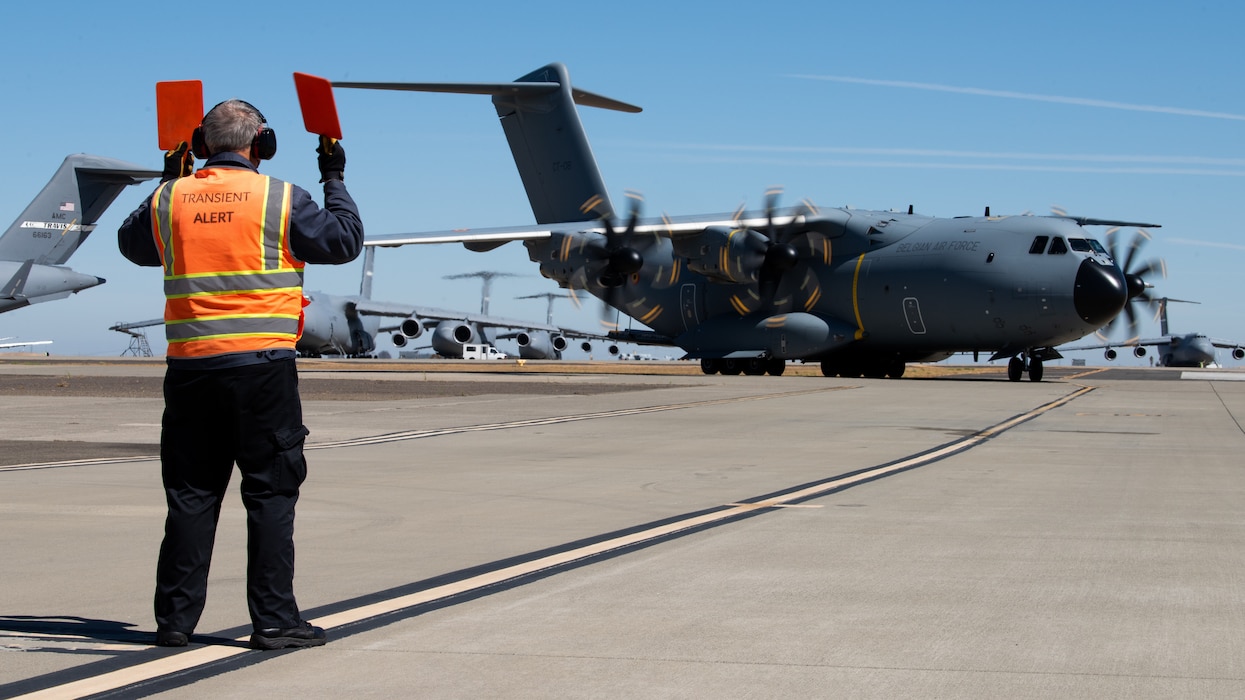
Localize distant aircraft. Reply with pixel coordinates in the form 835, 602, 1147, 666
1, 154, 160, 315
338, 62, 1160, 381
1064, 298, 1244, 367
511, 291, 620, 359
298, 248, 617, 358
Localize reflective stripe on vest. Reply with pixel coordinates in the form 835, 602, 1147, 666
151, 169, 306, 357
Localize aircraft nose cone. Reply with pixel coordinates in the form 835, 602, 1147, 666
1074, 259, 1127, 327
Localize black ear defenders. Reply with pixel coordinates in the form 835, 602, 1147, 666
190, 100, 278, 161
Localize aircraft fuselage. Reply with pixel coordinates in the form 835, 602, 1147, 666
0, 260, 105, 313
529, 210, 1126, 363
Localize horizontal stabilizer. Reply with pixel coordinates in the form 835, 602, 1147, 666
333, 80, 642, 114
337, 62, 639, 224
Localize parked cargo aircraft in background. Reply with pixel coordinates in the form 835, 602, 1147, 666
299, 248, 619, 359
107, 249, 623, 360
340, 62, 1161, 381
1063, 297, 1244, 367
1, 154, 159, 315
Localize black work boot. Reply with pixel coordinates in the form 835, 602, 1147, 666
248, 620, 327, 650
155, 628, 189, 647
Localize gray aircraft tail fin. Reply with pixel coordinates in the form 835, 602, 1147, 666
0, 154, 161, 265
336, 62, 640, 224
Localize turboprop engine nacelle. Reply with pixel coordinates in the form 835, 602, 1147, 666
669, 226, 766, 285
532, 231, 605, 286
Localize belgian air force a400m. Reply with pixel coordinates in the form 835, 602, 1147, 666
340, 63, 1159, 382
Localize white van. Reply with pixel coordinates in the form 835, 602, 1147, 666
462, 343, 508, 360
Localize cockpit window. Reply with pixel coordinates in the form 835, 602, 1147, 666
1068, 238, 1092, 252
1048, 237, 1068, 255
1087, 238, 1107, 255
1029, 236, 1049, 254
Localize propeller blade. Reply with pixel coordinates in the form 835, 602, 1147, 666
1130, 258, 1167, 281
1123, 300, 1140, 340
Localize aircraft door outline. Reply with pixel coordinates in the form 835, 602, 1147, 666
680, 283, 700, 332
903, 297, 927, 335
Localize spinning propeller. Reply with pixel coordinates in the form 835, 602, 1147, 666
730, 187, 828, 315
566, 191, 655, 329
1102, 226, 1165, 341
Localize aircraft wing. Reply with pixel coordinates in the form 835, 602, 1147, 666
1061, 337, 1168, 352
492, 325, 625, 344
0, 339, 53, 349
351, 298, 667, 346
1210, 338, 1245, 350
363, 208, 811, 248
350, 299, 562, 333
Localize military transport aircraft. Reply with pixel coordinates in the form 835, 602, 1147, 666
338, 63, 1160, 381
2, 154, 159, 315
1064, 297, 1244, 367
299, 248, 619, 359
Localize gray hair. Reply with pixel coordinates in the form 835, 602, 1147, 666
200, 99, 265, 155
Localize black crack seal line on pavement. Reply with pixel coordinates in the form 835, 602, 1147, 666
0, 386, 845, 472
3, 385, 1094, 699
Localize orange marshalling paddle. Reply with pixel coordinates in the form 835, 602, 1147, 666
155, 80, 203, 150
293, 72, 342, 141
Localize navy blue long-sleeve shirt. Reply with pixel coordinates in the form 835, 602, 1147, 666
118, 152, 364, 268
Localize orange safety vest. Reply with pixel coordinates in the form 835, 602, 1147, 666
150, 168, 306, 358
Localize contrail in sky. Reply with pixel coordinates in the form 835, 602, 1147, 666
1167, 238, 1245, 252
787, 75, 1245, 122
608, 141, 1245, 176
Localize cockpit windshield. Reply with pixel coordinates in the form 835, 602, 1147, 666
1068, 238, 1108, 255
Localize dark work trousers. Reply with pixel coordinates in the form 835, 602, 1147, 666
154, 358, 310, 633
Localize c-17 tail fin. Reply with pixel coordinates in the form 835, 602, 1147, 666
0, 154, 159, 315
336, 62, 640, 225
0, 154, 161, 265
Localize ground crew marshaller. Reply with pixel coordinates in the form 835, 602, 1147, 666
118, 98, 364, 650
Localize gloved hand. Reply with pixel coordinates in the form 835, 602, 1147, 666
316, 136, 345, 183
162, 141, 193, 181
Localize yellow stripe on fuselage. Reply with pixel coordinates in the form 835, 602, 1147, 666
851, 254, 865, 340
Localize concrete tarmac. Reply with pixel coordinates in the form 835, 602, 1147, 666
1, 359, 1243, 698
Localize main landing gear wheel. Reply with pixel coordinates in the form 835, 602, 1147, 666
1007, 355, 1044, 382
1007, 357, 1024, 382
1028, 358, 1044, 382
767, 358, 786, 376
744, 358, 767, 375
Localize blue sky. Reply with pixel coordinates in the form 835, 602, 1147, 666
2, 1, 1241, 363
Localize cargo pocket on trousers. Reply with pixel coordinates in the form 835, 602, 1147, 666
271, 425, 310, 495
